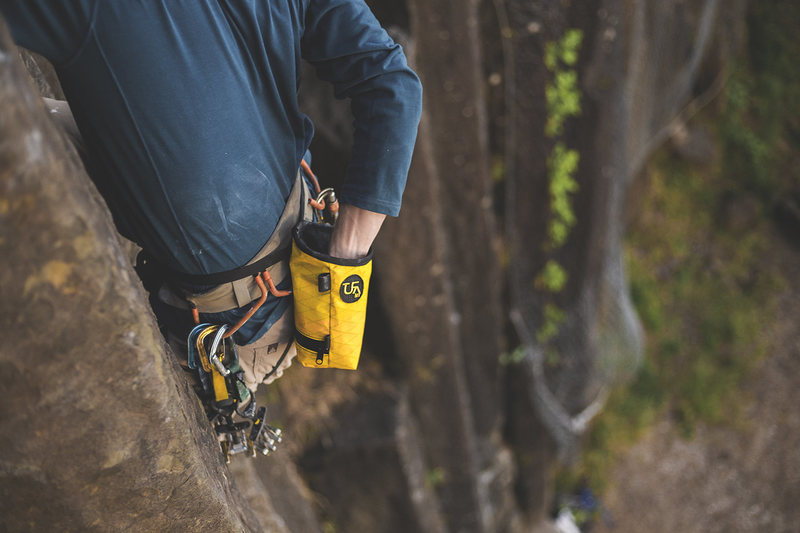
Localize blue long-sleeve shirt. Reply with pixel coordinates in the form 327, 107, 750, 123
1, 0, 422, 277
2, 0, 421, 345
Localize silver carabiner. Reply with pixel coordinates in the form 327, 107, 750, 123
208, 324, 231, 376
316, 187, 335, 204
316, 188, 338, 224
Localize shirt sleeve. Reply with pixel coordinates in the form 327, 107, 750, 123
0, 0, 97, 67
301, 0, 422, 217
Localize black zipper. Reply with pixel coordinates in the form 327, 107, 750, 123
295, 330, 330, 365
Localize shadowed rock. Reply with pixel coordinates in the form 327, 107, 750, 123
300, 388, 448, 533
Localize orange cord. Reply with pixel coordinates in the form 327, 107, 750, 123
191, 305, 200, 325
308, 197, 326, 210
219, 271, 291, 339
262, 270, 292, 297
300, 159, 321, 195
222, 275, 268, 339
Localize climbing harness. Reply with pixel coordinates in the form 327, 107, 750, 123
141, 160, 358, 462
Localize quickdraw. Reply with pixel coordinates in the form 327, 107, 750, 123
187, 322, 282, 462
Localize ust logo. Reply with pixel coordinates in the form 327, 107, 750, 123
340, 275, 364, 303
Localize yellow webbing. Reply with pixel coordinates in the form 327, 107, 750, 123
212, 368, 229, 402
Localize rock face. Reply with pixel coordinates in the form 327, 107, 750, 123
300, 388, 447, 533
0, 21, 262, 532
371, 1, 513, 531
358, 0, 744, 528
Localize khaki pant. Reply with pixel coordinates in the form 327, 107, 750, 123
236, 304, 297, 391
168, 305, 297, 393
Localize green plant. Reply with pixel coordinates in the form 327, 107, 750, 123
499, 345, 527, 366
536, 303, 566, 344
540, 29, 583, 258
535, 260, 569, 292
546, 143, 580, 248
530, 29, 583, 350
544, 29, 584, 138
425, 467, 446, 489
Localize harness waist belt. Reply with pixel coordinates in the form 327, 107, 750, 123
154, 245, 291, 287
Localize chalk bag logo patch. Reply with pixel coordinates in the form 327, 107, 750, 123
340, 275, 364, 303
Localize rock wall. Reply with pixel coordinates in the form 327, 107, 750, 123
0, 20, 268, 532
499, 0, 745, 490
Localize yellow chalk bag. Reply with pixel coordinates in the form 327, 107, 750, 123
289, 221, 372, 369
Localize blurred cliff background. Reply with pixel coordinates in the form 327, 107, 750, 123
1, 1, 798, 532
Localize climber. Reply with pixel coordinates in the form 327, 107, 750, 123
0, 2, 421, 397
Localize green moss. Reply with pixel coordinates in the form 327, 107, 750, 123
536, 303, 566, 344
535, 260, 569, 292
547, 143, 580, 248
499, 345, 526, 366
544, 30, 583, 138
526, 29, 585, 366
720, 2, 800, 202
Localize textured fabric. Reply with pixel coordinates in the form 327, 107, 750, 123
238, 308, 297, 390
290, 222, 371, 369
157, 170, 312, 313
1, 0, 422, 276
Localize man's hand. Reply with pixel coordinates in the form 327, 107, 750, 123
328, 204, 386, 259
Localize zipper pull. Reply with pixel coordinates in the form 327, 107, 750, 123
315, 335, 331, 365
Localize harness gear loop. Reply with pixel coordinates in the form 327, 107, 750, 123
300, 158, 324, 218
300, 159, 321, 195
308, 197, 326, 212
262, 269, 291, 298
300, 160, 338, 223
320, 188, 339, 222
220, 274, 268, 339
217, 270, 292, 340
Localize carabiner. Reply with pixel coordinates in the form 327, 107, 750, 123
208, 324, 231, 376
316, 188, 339, 223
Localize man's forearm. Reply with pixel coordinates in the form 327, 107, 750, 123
328, 204, 386, 259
